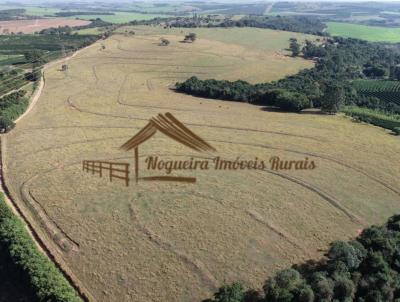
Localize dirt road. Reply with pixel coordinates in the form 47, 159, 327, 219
16, 43, 97, 123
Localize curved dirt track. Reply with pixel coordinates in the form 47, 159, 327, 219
3, 26, 400, 302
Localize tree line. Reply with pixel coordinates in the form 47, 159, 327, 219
128, 15, 327, 36
0, 193, 81, 301
218, 16, 327, 36
205, 214, 400, 302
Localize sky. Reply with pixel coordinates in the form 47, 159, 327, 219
2, 0, 400, 2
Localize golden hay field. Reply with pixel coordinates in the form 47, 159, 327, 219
3, 26, 400, 302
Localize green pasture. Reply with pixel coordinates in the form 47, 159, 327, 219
327, 22, 400, 42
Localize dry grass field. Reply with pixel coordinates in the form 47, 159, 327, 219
3, 26, 400, 302
0, 18, 90, 34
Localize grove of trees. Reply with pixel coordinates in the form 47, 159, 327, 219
205, 214, 400, 302
0, 90, 28, 132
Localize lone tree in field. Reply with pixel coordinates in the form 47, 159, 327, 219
321, 83, 345, 114
184, 33, 197, 43
159, 38, 170, 46
289, 38, 301, 57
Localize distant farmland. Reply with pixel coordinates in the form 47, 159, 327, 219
327, 22, 400, 42
4, 26, 400, 302
0, 18, 90, 34
70, 12, 167, 23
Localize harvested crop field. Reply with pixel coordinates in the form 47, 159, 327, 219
0, 18, 90, 34
3, 26, 400, 302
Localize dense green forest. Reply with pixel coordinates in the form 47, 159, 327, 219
218, 16, 327, 36
140, 15, 327, 35
205, 214, 400, 302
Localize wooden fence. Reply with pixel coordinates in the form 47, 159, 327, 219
82, 160, 130, 186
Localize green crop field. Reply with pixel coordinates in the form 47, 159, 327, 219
127, 2, 188, 13
353, 79, 400, 106
327, 22, 400, 42
69, 12, 167, 24
343, 106, 400, 134
0, 5, 61, 16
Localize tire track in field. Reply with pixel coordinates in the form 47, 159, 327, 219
128, 202, 219, 291
16, 134, 130, 159
22, 149, 316, 277
69, 95, 325, 142
20, 174, 80, 253
214, 139, 400, 197
94, 61, 222, 70
29, 187, 80, 251
16, 123, 362, 288
96, 55, 237, 68
16, 117, 362, 226
264, 170, 361, 223
65, 96, 400, 199
111, 36, 247, 62
146, 79, 154, 91
18, 152, 221, 291
116, 72, 216, 113
190, 192, 312, 255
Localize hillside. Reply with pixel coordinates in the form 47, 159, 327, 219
3, 26, 400, 302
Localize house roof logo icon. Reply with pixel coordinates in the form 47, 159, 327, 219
120, 112, 216, 183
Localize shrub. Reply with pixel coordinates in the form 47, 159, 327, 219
321, 83, 345, 114
0, 116, 14, 132
273, 89, 311, 112
214, 283, 244, 302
